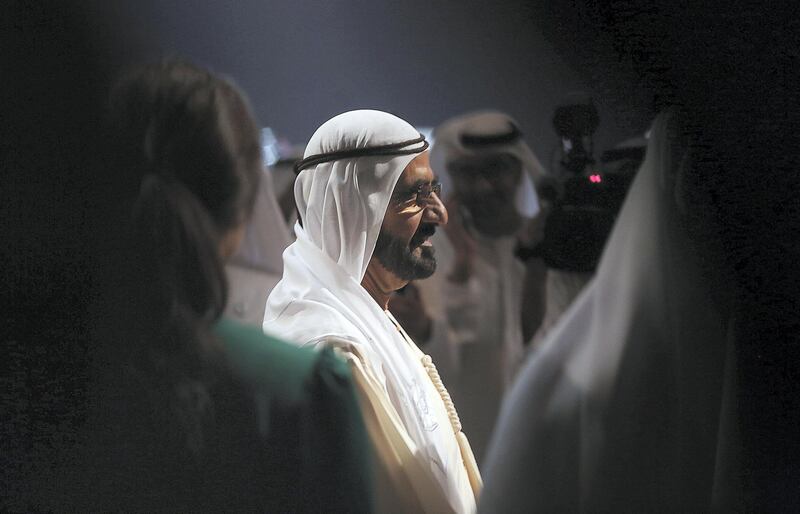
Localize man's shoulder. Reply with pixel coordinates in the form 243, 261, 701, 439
306, 334, 374, 365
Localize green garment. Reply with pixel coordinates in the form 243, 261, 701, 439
30, 318, 373, 513
213, 317, 374, 513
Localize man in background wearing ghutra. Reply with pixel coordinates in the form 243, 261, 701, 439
409, 111, 548, 466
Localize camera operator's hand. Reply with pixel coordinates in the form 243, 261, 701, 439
389, 282, 433, 345
443, 196, 477, 283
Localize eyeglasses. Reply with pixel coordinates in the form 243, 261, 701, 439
392, 181, 442, 208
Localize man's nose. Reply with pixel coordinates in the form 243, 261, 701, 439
423, 192, 448, 225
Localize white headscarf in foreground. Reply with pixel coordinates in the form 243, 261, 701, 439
264, 110, 476, 513
480, 110, 739, 512
430, 110, 545, 218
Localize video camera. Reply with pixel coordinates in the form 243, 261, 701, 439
536, 97, 644, 273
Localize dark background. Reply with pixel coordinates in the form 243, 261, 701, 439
84, 0, 658, 161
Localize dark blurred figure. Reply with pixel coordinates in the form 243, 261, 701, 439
483, 108, 743, 511
2, 9, 372, 511
484, 2, 800, 511
88, 59, 371, 512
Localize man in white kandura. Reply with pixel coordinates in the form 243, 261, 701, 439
407, 111, 547, 465
264, 110, 481, 513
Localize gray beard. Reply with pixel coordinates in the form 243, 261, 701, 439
372, 228, 437, 282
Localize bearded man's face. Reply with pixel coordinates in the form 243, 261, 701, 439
373, 221, 437, 281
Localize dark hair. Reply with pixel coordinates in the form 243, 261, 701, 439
104, 60, 262, 452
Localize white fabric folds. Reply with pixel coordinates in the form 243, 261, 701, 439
264, 110, 478, 513
480, 109, 739, 512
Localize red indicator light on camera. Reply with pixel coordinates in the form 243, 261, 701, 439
589, 174, 602, 183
